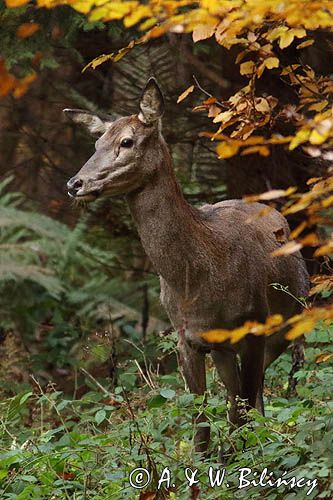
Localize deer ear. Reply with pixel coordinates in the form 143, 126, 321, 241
138, 78, 164, 125
63, 109, 112, 135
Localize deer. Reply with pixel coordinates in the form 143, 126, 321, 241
65, 78, 309, 454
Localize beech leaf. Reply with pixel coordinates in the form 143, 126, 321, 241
177, 85, 194, 103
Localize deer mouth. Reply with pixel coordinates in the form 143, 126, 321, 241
68, 189, 100, 202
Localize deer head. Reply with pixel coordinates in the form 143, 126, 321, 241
65, 78, 164, 201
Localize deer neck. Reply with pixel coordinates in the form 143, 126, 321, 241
126, 141, 207, 293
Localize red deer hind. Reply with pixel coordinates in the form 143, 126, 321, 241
65, 78, 309, 453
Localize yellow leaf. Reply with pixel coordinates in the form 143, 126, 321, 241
309, 129, 329, 145
266, 26, 288, 42
193, 24, 215, 43
321, 195, 333, 208
64, 0, 91, 14
124, 5, 151, 28
279, 30, 295, 49
286, 318, 316, 340
240, 60, 255, 75
289, 129, 311, 150
300, 233, 319, 246
308, 100, 329, 112
5, 0, 29, 6
290, 221, 308, 239
177, 85, 194, 103
83, 39, 137, 71
297, 39, 314, 50
281, 64, 300, 75
315, 353, 333, 363
279, 28, 306, 49
113, 42, 135, 62
310, 275, 333, 296
241, 145, 270, 156
229, 325, 251, 344
272, 241, 303, 257
216, 141, 239, 159
208, 104, 220, 118
307, 177, 322, 185
139, 17, 157, 31
264, 57, 279, 69
255, 98, 270, 113
200, 329, 231, 343
16, 23, 40, 38
213, 110, 233, 123
83, 53, 114, 72
144, 25, 168, 40
269, 134, 293, 145
235, 50, 247, 64
292, 28, 307, 39
245, 187, 296, 202
314, 244, 333, 257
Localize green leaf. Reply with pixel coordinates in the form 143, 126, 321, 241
20, 475, 37, 483
19, 392, 33, 405
95, 409, 106, 425
148, 395, 166, 409
159, 388, 175, 399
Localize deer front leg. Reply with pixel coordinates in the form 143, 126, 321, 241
177, 336, 210, 454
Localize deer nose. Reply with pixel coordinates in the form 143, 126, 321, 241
67, 177, 83, 197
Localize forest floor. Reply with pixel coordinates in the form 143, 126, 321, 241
0, 325, 332, 499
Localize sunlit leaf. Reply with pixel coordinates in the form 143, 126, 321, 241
254, 98, 270, 113
240, 60, 255, 75
310, 275, 333, 296
279, 28, 306, 49
296, 39, 314, 49
289, 129, 311, 150
5, 0, 29, 6
193, 23, 216, 43
315, 353, 333, 363
177, 85, 194, 103
124, 5, 152, 28
241, 145, 270, 156
285, 318, 316, 340
271, 241, 303, 257
216, 141, 239, 158
244, 187, 296, 202
264, 56, 279, 69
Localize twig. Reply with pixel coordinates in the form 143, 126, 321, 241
79, 367, 112, 397
192, 75, 229, 113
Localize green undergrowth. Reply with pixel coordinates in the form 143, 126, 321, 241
0, 326, 332, 500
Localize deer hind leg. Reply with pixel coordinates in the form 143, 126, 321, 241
255, 332, 288, 414
255, 376, 265, 415
255, 327, 295, 414
264, 329, 290, 371
240, 335, 265, 414
264, 327, 304, 397
211, 350, 242, 426
177, 336, 210, 454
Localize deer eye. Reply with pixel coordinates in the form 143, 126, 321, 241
120, 138, 134, 148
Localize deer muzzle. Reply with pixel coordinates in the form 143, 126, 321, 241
67, 176, 100, 201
